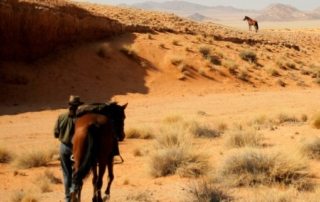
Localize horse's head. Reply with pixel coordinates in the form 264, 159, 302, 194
243, 16, 249, 21
107, 102, 127, 141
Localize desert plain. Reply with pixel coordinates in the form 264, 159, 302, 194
1, 0, 320, 201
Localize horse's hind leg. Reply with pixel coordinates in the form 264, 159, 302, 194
94, 162, 106, 202
104, 160, 114, 200
92, 165, 99, 202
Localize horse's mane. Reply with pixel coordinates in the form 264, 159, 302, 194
76, 102, 120, 117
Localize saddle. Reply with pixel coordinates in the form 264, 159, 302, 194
76, 103, 108, 117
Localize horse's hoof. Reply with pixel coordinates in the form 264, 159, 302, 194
102, 195, 110, 202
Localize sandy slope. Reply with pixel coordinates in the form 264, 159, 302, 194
1, 0, 320, 201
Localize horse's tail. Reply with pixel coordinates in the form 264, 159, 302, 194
75, 124, 98, 181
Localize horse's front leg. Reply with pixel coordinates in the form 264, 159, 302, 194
104, 160, 114, 201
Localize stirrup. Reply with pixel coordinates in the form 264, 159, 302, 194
113, 155, 124, 164
70, 155, 74, 162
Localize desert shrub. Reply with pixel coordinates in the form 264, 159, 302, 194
188, 121, 221, 138
276, 79, 286, 87
301, 114, 308, 122
225, 129, 262, 148
223, 60, 238, 70
150, 125, 210, 178
36, 176, 52, 193
170, 57, 183, 66
159, 43, 166, 49
162, 115, 184, 124
300, 136, 320, 159
239, 50, 257, 63
189, 180, 233, 202
15, 149, 54, 169
276, 59, 296, 70
172, 40, 180, 46
120, 45, 138, 60
199, 46, 211, 58
126, 191, 153, 202
217, 148, 310, 188
313, 114, 320, 129
268, 68, 280, 77
237, 70, 250, 81
0, 146, 14, 163
96, 44, 110, 58
208, 55, 222, 65
126, 127, 154, 139
11, 191, 38, 202
133, 148, 143, 157
44, 170, 62, 184
277, 113, 299, 124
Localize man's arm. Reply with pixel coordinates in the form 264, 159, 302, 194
54, 116, 60, 138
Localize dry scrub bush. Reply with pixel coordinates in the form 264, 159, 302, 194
276, 59, 296, 70
0, 146, 14, 163
300, 136, 320, 159
96, 43, 111, 58
126, 127, 154, 139
188, 121, 222, 138
277, 113, 299, 124
11, 191, 38, 202
126, 191, 152, 202
189, 180, 233, 202
120, 45, 138, 60
199, 46, 211, 58
239, 50, 257, 63
170, 57, 183, 66
44, 170, 62, 184
150, 124, 210, 178
216, 148, 311, 189
15, 149, 56, 169
225, 129, 262, 148
36, 176, 52, 193
313, 113, 320, 129
172, 39, 180, 46
241, 188, 297, 202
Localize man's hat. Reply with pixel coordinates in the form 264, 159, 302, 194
68, 95, 84, 106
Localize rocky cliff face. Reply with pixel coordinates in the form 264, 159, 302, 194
0, 0, 133, 61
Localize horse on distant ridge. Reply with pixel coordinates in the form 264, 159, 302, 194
243, 16, 259, 32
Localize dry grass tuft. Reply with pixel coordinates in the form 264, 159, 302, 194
150, 124, 210, 178
170, 57, 183, 66
225, 129, 262, 148
126, 127, 154, 139
11, 190, 38, 202
277, 113, 299, 124
217, 148, 311, 188
126, 191, 153, 202
120, 44, 138, 60
313, 113, 320, 129
14, 149, 56, 169
199, 46, 211, 58
36, 176, 52, 193
133, 148, 143, 157
0, 146, 14, 163
300, 136, 320, 159
188, 121, 222, 138
239, 50, 257, 63
189, 180, 233, 202
44, 170, 62, 184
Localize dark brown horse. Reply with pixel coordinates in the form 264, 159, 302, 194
243, 16, 259, 32
71, 102, 127, 202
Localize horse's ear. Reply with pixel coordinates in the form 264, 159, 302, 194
122, 103, 128, 109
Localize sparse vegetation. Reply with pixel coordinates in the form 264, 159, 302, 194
189, 180, 233, 202
199, 46, 211, 58
225, 129, 262, 148
239, 50, 257, 63
0, 146, 14, 163
188, 121, 221, 138
44, 170, 62, 184
313, 113, 320, 129
217, 148, 311, 188
276, 59, 297, 70
120, 44, 138, 60
126, 127, 154, 139
300, 136, 320, 159
170, 57, 183, 66
150, 124, 210, 178
172, 39, 180, 46
126, 191, 153, 202
277, 113, 299, 124
14, 149, 55, 169
276, 79, 286, 87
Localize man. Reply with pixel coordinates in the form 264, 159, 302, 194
54, 95, 83, 202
